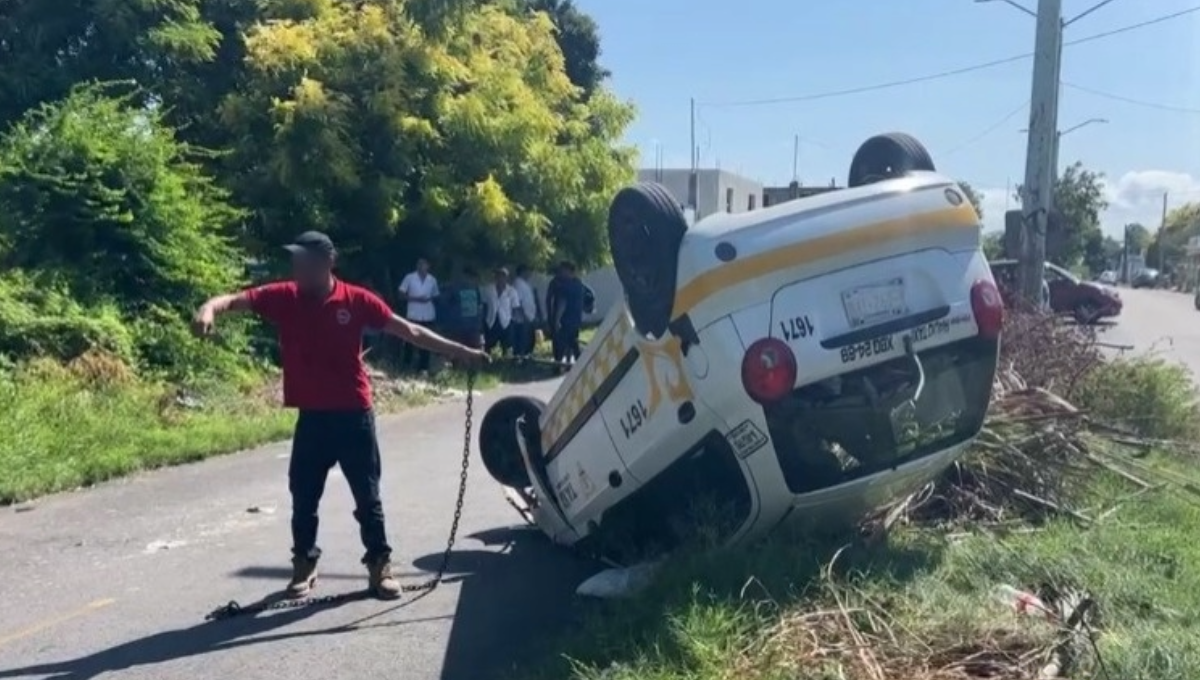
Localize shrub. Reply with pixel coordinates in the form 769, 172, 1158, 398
0, 85, 259, 382
0, 271, 135, 363
1074, 355, 1199, 441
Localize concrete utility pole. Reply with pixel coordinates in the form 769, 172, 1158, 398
1159, 191, 1169, 270
687, 98, 698, 223
1017, 0, 1063, 305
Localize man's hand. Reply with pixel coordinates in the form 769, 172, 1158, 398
192, 305, 216, 338
452, 345, 491, 366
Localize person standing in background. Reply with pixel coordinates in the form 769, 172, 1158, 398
397, 258, 439, 373
556, 262, 586, 365
483, 267, 521, 355
439, 267, 484, 354
545, 263, 566, 366
512, 265, 539, 359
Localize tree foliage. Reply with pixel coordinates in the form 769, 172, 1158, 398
0, 0, 632, 378
526, 0, 610, 98
218, 0, 633, 289
0, 86, 253, 378
1147, 203, 1200, 273
957, 181, 984, 220
1016, 161, 1108, 268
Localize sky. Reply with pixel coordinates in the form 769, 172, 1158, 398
575, 0, 1200, 239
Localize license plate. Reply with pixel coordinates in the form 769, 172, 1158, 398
841, 278, 908, 328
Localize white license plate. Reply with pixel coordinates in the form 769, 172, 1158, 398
841, 278, 908, 328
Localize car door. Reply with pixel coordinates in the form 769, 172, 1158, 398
1045, 268, 1074, 312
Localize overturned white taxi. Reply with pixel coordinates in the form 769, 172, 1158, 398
479, 133, 1003, 564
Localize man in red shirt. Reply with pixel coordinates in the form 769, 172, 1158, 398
192, 231, 487, 600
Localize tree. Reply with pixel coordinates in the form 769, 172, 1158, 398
218, 1, 635, 292
0, 0, 221, 128
1124, 223, 1151, 254
1146, 203, 1200, 273
526, 0, 609, 98
958, 181, 984, 220
982, 231, 1004, 260
0, 85, 250, 376
1015, 161, 1108, 267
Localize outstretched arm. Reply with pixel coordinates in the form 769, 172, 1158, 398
382, 315, 487, 363
192, 291, 253, 336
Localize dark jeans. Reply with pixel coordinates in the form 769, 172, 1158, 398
402, 319, 432, 371
289, 409, 391, 563
511, 321, 533, 356
485, 320, 513, 354
552, 322, 581, 362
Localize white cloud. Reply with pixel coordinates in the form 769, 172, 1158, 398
974, 170, 1200, 240
1101, 170, 1200, 237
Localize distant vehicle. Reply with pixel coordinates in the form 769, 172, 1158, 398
989, 259, 1122, 324
480, 132, 1003, 564
1131, 268, 1162, 289
1097, 270, 1118, 285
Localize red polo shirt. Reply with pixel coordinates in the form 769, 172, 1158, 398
245, 279, 393, 411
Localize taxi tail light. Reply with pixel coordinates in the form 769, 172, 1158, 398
970, 279, 1004, 340
741, 338, 797, 404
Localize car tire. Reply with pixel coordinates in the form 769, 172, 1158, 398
1074, 303, 1098, 325
478, 395, 545, 489
607, 182, 689, 338
847, 132, 937, 188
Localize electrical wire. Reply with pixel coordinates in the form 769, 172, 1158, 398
1063, 82, 1200, 115
941, 100, 1030, 156
699, 5, 1200, 109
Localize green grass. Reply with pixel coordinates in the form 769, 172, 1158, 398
510, 450, 1200, 680
0, 357, 514, 505
0, 371, 295, 504
0, 324, 587, 504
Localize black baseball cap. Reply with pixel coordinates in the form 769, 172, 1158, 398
283, 231, 336, 259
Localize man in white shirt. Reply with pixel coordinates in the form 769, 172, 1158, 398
512, 265, 539, 359
397, 258, 439, 372
482, 267, 521, 356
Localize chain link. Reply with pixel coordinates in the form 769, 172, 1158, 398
206, 369, 476, 622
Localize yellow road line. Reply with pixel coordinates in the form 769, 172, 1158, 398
0, 598, 116, 647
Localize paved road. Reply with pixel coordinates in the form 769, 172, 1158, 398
1096, 287, 1200, 376
2, 288, 1197, 680
0, 379, 600, 680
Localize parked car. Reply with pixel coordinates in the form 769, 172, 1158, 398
1097, 270, 1118, 285
989, 259, 1122, 324
1131, 268, 1162, 289
478, 132, 1003, 565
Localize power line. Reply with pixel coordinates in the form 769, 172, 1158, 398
699, 5, 1200, 109
1064, 82, 1200, 114
941, 100, 1030, 156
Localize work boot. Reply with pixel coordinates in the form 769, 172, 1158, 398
286, 556, 318, 599
366, 557, 401, 600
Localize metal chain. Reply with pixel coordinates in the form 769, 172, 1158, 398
206, 369, 476, 622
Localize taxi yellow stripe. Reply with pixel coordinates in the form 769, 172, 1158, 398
672, 204, 978, 315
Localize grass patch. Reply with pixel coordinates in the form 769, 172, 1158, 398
0, 366, 295, 504
508, 325, 1200, 680
0, 347, 538, 504
513, 454, 1200, 680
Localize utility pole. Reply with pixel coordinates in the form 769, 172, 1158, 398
792, 134, 799, 183
1159, 191, 1169, 270
1122, 224, 1130, 284
1016, 0, 1063, 305
688, 98, 697, 222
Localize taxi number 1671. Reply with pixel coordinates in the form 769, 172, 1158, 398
619, 399, 649, 439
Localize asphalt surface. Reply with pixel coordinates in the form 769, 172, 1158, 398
0, 378, 601, 680
2, 287, 1197, 680
1097, 287, 1200, 377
